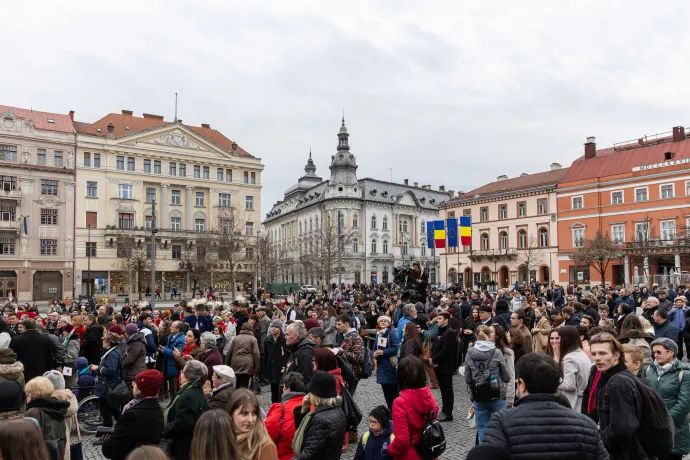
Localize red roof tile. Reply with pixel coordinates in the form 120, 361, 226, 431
0, 105, 74, 133
75, 112, 254, 158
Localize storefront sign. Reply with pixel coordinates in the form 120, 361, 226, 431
632, 157, 690, 172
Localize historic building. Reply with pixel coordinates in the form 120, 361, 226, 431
0, 105, 77, 300
439, 165, 567, 289
263, 118, 452, 287
74, 110, 263, 297
557, 128, 690, 287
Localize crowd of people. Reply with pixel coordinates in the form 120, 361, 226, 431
0, 275, 689, 460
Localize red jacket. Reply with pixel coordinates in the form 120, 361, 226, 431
388, 387, 439, 460
265, 393, 305, 460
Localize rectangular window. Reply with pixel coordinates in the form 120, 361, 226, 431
86, 242, 97, 257
251, 172, 256, 184
635, 222, 649, 241
517, 202, 526, 217
203, 167, 210, 179
0, 145, 17, 162
146, 187, 156, 203
538, 198, 547, 215
572, 196, 583, 210
85, 212, 97, 227
116, 156, 124, 170
93, 153, 101, 168
84, 152, 91, 167
480, 207, 488, 222
245, 222, 254, 236
127, 157, 135, 171
172, 245, 182, 259
217, 169, 223, 181
245, 196, 254, 210
117, 184, 133, 200
40, 239, 57, 256
195, 192, 204, 206
661, 220, 676, 242
660, 184, 674, 199
635, 187, 648, 202
612, 225, 625, 243
218, 193, 231, 207
498, 204, 507, 220
194, 165, 201, 178
611, 191, 623, 205
572, 228, 585, 247
54, 151, 63, 167
244, 171, 249, 184
0, 176, 15, 192
144, 216, 152, 230
171, 190, 181, 205
171, 217, 181, 231
226, 169, 232, 182
154, 161, 161, 174
41, 180, 58, 195
0, 238, 15, 255
146, 244, 152, 258
144, 159, 151, 173
40, 209, 58, 225
569, 266, 590, 283
686, 181, 690, 196
0, 206, 15, 221
38, 149, 47, 166
179, 163, 186, 177
86, 181, 98, 197
169, 162, 177, 176
195, 219, 205, 232
118, 213, 134, 229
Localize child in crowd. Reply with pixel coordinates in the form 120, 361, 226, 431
354, 405, 394, 460
75, 356, 96, 401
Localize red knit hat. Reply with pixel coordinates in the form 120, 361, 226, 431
135, 370, 163, 397
109, 325, 124, 336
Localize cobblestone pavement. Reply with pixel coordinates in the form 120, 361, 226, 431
81, 372, 475, 460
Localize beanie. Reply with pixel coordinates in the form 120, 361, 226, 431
369, 405, 391, 428
125, 323, 139, 336
651, 337, 678, 357
43, 370, 65, 390
0, 381, 25, 414
109, 325, 124, 336
306, 371, 337, 399
135, 370, 164, 397
270, 319, 284, 329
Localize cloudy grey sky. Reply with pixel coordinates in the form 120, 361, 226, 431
5, 1, 690, 215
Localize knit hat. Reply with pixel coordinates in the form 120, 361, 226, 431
0, 381, 25, 415
369, 405, 391, 427
43, 370, 65, 390
414, 302, 424, 312
341, 302, 351, 310
306, 371, 337, 399
377, 315, 392, 324
109, 325, 124, 336
62, 323, 74, 333
135, 370, 163, 397
651, 337, 678, 356
213, 365, 236, 383
125, 323, 139, 336
270, 319, 284, 329
478, 305, 492, 313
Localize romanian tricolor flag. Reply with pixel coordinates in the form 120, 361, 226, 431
433, 220, 446, 249
426, 221, 435, 249
460, 216, 472, 246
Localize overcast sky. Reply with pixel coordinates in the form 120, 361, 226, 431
5, 1, 690, 216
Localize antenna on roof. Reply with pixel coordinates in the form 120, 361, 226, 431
174, 93, 178, 122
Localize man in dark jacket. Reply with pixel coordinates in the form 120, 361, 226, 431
83, 314, 104, 365
9, 318, 56, 382
614, 288, 637, 312
653, 310, 679, 344
184, 305, 211, 333
283, 322, 315, 385
102, 370, 164, 460
430, 312, 458, 422
494, 299, 512, 332
264, 319, 288, 403
484, 352, 609, 459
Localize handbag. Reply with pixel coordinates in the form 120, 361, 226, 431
250, 376, 262, 395
339, 381, 362, 431
291, 410, 314, 456
70, 414, 83, 460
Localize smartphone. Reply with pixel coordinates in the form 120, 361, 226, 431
96, 426, 115, 435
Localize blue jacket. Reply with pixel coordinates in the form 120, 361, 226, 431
615, 295, 637, 312
669, 307, 688, 331
184, 315, 212, 333
354, 423, 394, 460
397, 316, 411, 342
162, 332, 186, 377
94, 347, 123, 398
654, 320, 680, 343
375, 328, 400, 385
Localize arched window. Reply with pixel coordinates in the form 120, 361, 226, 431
539, 227, 548, 247
371, 239, 377, 254
353, 213, 358, 228
382, 240, 388, 254
371, 215, 377, 229
382, 216, 388, 230
499, 231, 508, 250
309, 218, 313, 232
518, 229, 527, 249
353, 238, 358, 253
481, 233, 489, 250
402, 241, 408, 255
338, 211, 345, 228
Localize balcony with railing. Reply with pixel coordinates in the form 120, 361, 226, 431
0, 220, 21, 233
0, 189, 21, 200
468, 248, 518, 261
624, 236, 690, 255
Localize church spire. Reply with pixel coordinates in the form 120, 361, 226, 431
303, 148, 318, 178
337, 115, 350, 152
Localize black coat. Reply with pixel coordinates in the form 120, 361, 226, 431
399, 337, 422, 360
293, 404, 347, 460
263, 332, 288, 383
83, 323, 104, 365
483, 393, 609, 460
163, 384, 208, 460
102, 398, 164, 460
431, 325, 458, 376
9, 330, 56, 382
284, 338, 315, 385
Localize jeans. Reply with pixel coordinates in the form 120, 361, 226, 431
381, 383, 399, 410
437, 373, 455, 417
474, 399, 507, 443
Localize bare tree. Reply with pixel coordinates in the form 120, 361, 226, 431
257, 230, 279, 285
179, 234, 215, 295
517, 236, 545, 280
302, 211, 357, 286
569, 230, 623, 286
115, 235, 151, 300
213, 209, 250, 301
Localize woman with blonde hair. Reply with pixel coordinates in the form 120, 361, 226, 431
226, 389, 277, 460
71, 314, 87, 348
190, 410, 235, 460
531, 307, 550, 353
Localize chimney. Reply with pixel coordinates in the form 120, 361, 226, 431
439, 185, 445, 191
231, 142, 238, 151
413, 182, 419, 188
121, 110, 133, 116
584, 136, 596, 159
143, 113, 164, 120
496, 175, 508, 181
177, 119, 182, 124
520, 173, 528, 177
550, 162, 562, 170
404, 179, 408, 185
447, 190, 455, 198
673, 126, 685, 142
201, 123, 211, 129
68, 110, 74, 121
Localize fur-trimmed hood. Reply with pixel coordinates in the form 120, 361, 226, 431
0, 361, 23, 379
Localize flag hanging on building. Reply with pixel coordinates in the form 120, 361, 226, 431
426, 221, 435, 248
434, 220, 446, 249
446, 218, 458, 247
459, 216, 472, 246
23, 217, 27, 236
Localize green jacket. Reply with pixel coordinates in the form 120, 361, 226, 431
163, 383, 208, 460
646, 359, 690, 455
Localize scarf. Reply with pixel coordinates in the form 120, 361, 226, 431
164, 382, 190, 424
183, 343, 196, 356
590, 362, 627, 413
62, 331, 74, 347
654, 360, 674, 377
587, 370, 601, 413
122, 396, 155, 413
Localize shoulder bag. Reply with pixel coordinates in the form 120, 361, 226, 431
70, 414, 83, 460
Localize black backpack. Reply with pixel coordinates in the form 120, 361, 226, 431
414, 412, 446, 460
626, 372, 674, 458
336, 353, 355, 387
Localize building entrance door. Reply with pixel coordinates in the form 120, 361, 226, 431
0, 271, 17, 299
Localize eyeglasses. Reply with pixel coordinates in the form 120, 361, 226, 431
652, 350, 665, 355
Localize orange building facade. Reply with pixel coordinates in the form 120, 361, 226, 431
557, 127, 690, 287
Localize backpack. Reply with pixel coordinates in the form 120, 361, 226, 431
339, 381, 363, 431
414, 412, 446, 460
359, 346, 374, 379
624, 372, 674, 459
470, 348, 500, 403
336, 353, 355, 387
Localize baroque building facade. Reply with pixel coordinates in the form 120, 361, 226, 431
0, 105, 77, 300
74, 110, 263, 297
263, 118, 451, 288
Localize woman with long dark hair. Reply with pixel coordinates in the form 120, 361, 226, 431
556, 326, 591, 411
0, 418, 50, 460
488, 324, 515, 408
399, 322, 423, 360
618, 313, 653, 365
507, 327, 526, 367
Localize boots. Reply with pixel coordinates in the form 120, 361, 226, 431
348, 431, 358, 444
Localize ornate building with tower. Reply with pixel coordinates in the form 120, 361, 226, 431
263, 118, 452, 288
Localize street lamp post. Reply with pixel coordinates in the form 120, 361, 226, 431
87, 224, 92, 298
150, 199, 158, 309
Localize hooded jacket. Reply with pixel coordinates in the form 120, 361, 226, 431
26, 396, 69, 460
464, 341, 511, 400
387, 387, 439, 460
284, 337, 315, 384
645, 359, 690, 455
0, 348, 24, 388
123, 332, 147, 381
354, 422, 394, 460
53, 389, 78, 460
265, 391, 305, 460
292, 402, 347, 460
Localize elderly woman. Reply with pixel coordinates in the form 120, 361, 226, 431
90, 326, 124, 429
42, 370, 78, 460
198, 332, 222, 381
202, 364, 236, 410
162, 360, 209, 460
226, 322, 260, 389
374, 315, 400, 410
25, 376, 70, 460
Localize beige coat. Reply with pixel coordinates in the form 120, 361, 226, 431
53, 389, 78, 460
531, 315, 550, 353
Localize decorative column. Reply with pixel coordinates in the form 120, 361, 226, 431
160, 184, 169, 229
624, 256, 630, 285
643, 256, 650, 286
185, 186, 195, 231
